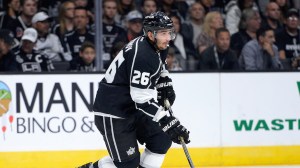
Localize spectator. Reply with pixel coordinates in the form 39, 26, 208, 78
0, 0, 20, 29
113, 10, 143, 44
140, 0, 157, 17
73, 0, 88, 7
72, 0, 94, 13
104, 40, 126, 69
0, 29, 18, 71
213, 0, 232, 14
290, 0, 300, 10
110, 41, 126, 58
63, 6, 94, 68
239, 27, 282, 70
101, 0, 127, 69
174, 0, 189, 20
32, 12, 72, 62
196, 0, 215, 14
166, 46, 182, 71
70, 41, 96, 72
199, 27, 239, 71
7, 0, 37, 42
14, 28, 54, 72
73, 0, 95, 26
231, 8, 261, 57
270, 0, 289, 21
36, 1, 62, 18
225, 0, 257, 35
196, 11, 223, 55
52, 1, 75, 40
158, 0, 188, 20
261, 2, 283, 34
275, 8, 300, 70
115, 0, 136, 27
182, 2, 205, 49
255, 0, 270, 18
169, 14, 192, 70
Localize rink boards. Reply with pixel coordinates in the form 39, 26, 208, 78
0, 72, 300, 167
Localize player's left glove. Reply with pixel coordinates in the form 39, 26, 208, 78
159, 115, 190, 144
156, 76, 176, 107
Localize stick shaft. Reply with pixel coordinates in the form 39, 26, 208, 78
180, 137, 195, 168
164, 99, 195, 168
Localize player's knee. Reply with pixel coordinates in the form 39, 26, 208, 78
146, 132, 172, 154
155, 139, 172, 154
113, 155, 140, 168
159, 136, 172, 153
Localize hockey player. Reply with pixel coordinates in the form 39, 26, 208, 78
79, 11, 190, 168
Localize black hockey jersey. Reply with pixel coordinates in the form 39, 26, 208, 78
14, 48, 54, 72
102, 23, 127, 69
102, 22, 127, 54
93, 36, 168, 119
70, 57, 96, 72
0, 52, 18, 72
0, 12, 16, 29
63, 30, 95, 58
6, 16, 31, 42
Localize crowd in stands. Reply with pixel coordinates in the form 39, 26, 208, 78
0, 0, 300, 72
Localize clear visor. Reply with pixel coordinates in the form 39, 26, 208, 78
154, 28, 176, 41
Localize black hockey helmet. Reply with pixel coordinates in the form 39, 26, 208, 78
143, 11, 175, 39
143, 11, 173, 32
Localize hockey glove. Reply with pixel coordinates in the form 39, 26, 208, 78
156, 76, 176, 107
159, 116, 190, 144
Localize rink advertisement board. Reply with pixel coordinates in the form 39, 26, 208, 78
220, 73, 300, 147
0, 74, 102, 151
0, 72, 300, 167
171, 72, 300, 147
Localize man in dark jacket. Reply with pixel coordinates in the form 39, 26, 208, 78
0, 29, 18, 72
199, 27, 239, 71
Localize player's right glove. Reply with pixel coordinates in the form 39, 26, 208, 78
159, 115, 190, 144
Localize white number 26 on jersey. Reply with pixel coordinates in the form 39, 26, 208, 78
132, 70, 150, 85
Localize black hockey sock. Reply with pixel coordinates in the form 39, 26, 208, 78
77, 162, 93, 168
139, 166, 145, 168
92, 161, 99, 168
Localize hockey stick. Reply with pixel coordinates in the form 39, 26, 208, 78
164, 99, 195, 168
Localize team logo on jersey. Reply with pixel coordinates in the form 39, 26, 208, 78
105, 25, 113, 32
21, 62, 42, 72
126, 147, 135, 156
79, 36, 85, 43
16, 27, 23, 38
125, 40, 134, 52
15, 55, 24, 63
